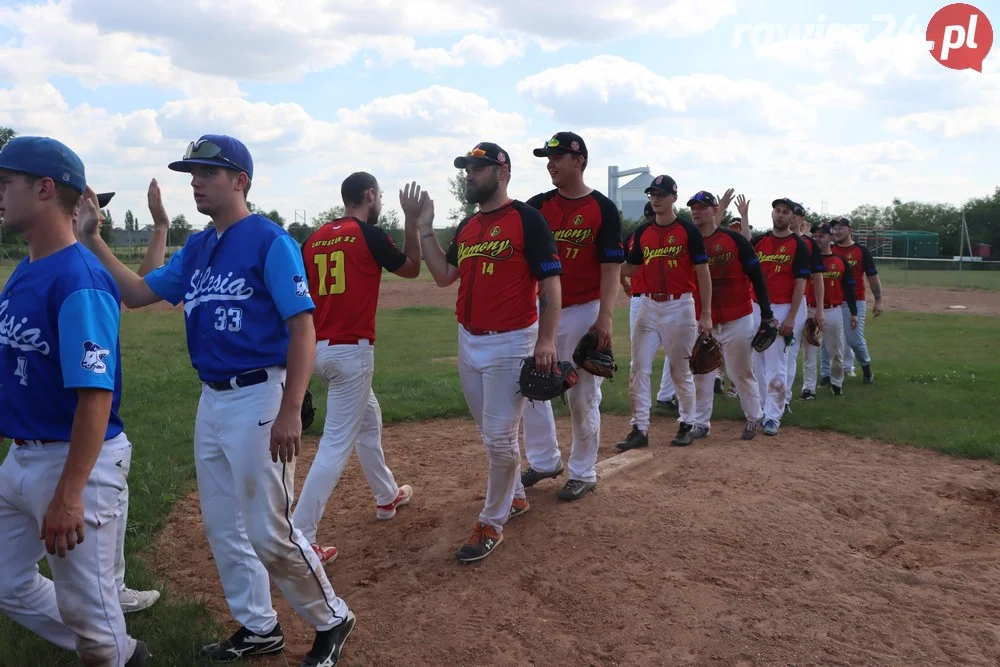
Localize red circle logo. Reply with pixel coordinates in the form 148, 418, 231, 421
926, 3, 993, 72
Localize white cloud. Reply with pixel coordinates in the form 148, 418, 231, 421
516, 55, 819, 133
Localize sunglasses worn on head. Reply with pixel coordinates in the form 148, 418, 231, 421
184, 140, 247, 174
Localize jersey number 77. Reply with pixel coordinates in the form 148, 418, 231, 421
313, 251, 346, 296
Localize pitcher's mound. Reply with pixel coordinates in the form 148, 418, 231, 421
150, 414, 1000, 666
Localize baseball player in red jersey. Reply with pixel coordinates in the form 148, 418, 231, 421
418, 142, 562, 563
617, 174, 712, 450
752, 198, 812, 436
621, 202, 678, 411
519, 132, 623, 502
686, 191, 774, 440
828, 216, 882, 385
802, 223, 858, 397
293, 173, 425, 564
784, 202, 825, 408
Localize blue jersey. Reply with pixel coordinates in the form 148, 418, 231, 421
0, 244, 124, 442
145, 214, 315, 382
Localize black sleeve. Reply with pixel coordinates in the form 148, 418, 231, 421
860, 245, 878, 276
360, 223, 407, 273
679, 219, 708, 264
842, 258, 858, 316
626, 223, 650, 265
525, 192, 545, 211
792, 236, 811, 280
445, 216, 473, 268
517, 204, 563, 280
810, 241, 825, 274
727, 230, 773, 321
595, 193, 625, 263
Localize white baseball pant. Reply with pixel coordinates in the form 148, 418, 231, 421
523, 299, 602, 482
0, 433, 142, 666
803, 305, 846, 391
629, 296, 676, 402
457, 323, 537, 532
194, 366, 349, 635
628, 294, 698, 431
114, 451, 130, 593
784, 299, 809, 404
753, 302, 794, 424
292, 340, 400, 544
692, 313, 762, 429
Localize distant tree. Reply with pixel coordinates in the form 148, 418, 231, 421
0, 127, 15, 151
264, 209, 285, 227
311, 206, 345, 227
447, 169, 477, 224
169, 214, 193, 246
379, 209, 403, 246
100, 210, 114, 244
286, 222, 314, 243
123, 209, 137, 231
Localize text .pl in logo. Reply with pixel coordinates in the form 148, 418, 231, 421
927, 3, 993, 71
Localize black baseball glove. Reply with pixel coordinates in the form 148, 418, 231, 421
572, 330, 617, 379
751, 319, 778, 353
301, 388, 316, 430
517, 358, 579, 402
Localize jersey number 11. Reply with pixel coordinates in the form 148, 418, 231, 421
314, 251, 346, 296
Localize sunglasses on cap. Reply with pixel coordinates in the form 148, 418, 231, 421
183, 140, 248, 174
687, 191, 718, 207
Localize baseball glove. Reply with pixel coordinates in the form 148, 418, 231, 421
301, 388, 315, 430
572, 330, 617, 379
688, 333, 723, 375
751, 319, 778, 353
517, 358, 579, 402
803, 317, 822, 347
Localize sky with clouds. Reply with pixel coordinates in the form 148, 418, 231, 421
1, 0, 996, 231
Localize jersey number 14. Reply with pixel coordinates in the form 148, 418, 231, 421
314, 251, 346, 296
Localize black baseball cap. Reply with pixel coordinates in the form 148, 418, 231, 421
454, 142, 511, 169
729, 216, 742, 225
831, 216, 852, 227
97, 192, 114, 208
686, 190, 718, 207
771, 197, 796, 211
811, 222, 832, 235
645, 174, 678, 196
792, 202, 805, 217
643, 201, 654, 217
533, 131, 588, 158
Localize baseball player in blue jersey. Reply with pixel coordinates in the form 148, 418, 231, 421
76, 135, 355, 666
0, 137, 149, 666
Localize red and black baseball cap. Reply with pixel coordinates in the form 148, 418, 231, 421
831, 216, 852, 227
771, 197, 796, 211
645, 174, 678, 196
454, 142, 511, 169
532, 131, 588, 158
686, 190, 718, 207
811, 222, 832, 235
791, 202, 805, 217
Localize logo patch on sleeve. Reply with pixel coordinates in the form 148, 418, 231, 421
81, 340, 110, 374
293, 274, 309, 297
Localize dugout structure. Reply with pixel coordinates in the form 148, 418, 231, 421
855, 228, 940, 258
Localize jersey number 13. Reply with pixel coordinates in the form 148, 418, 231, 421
314, 251, 346, 296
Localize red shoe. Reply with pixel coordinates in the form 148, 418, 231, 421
311, 543, 338, 564
508, 497, 530, 519
376, 484, 413, 521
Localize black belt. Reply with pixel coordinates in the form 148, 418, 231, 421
205, 368, 269, 391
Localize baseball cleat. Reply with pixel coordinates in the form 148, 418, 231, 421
671, 422, 695, 447
125, 640, 150, 666
819, 376, 831, 387
616, 426, 648, 451
832, 384, 843, 396
200, 624, 285, 662
726, 385, 740, 399
301, 610, 356, 667
862, 364, 874, 385
656, 396, 679, 411
846, 367, 857, 378
690, 425, 710, 440
762, 419, 780, 436
521, 462, 564, 487
456, 523, 503, 563
714, 377, 724, 394
312, 543, 338, 564
801, 389, 816, 401
556, 479, 597, 502
376, 484, 413, 520
119, 587, 160, 614
740, 420, 760, 440
508, 497, 530, 519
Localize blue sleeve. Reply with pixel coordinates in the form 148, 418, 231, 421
144, 244, 187, 305
58, 289, 120, 391
264, 234, 316, 320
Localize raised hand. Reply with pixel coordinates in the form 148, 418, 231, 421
399, 182, 425, 220
718, 187, 735, 213
147, 178, 169, 228
73, 187, 102, 240
735, 194, 749, 218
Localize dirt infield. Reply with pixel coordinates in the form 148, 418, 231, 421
151, 413, 1000, 666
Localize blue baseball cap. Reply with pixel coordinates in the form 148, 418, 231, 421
168, 134, 253, 179
0, 136, 86, 193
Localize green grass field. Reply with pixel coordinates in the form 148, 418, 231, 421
1, 261, 999, 664
876, 264, 1000, 291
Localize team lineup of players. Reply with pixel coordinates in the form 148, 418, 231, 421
0, 129, 883, 666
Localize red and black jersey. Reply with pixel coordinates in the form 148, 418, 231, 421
832, 242, 878, 301
813, 252, 858, 315
302, 217, 407, 344
525, 189, 623, 307
800, 235, 826, 274
701, 228, 773, 324
626, 218, 708, 297
624, 229, 650, 296
446, 200, 562, 332
753, 232, 812, 304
